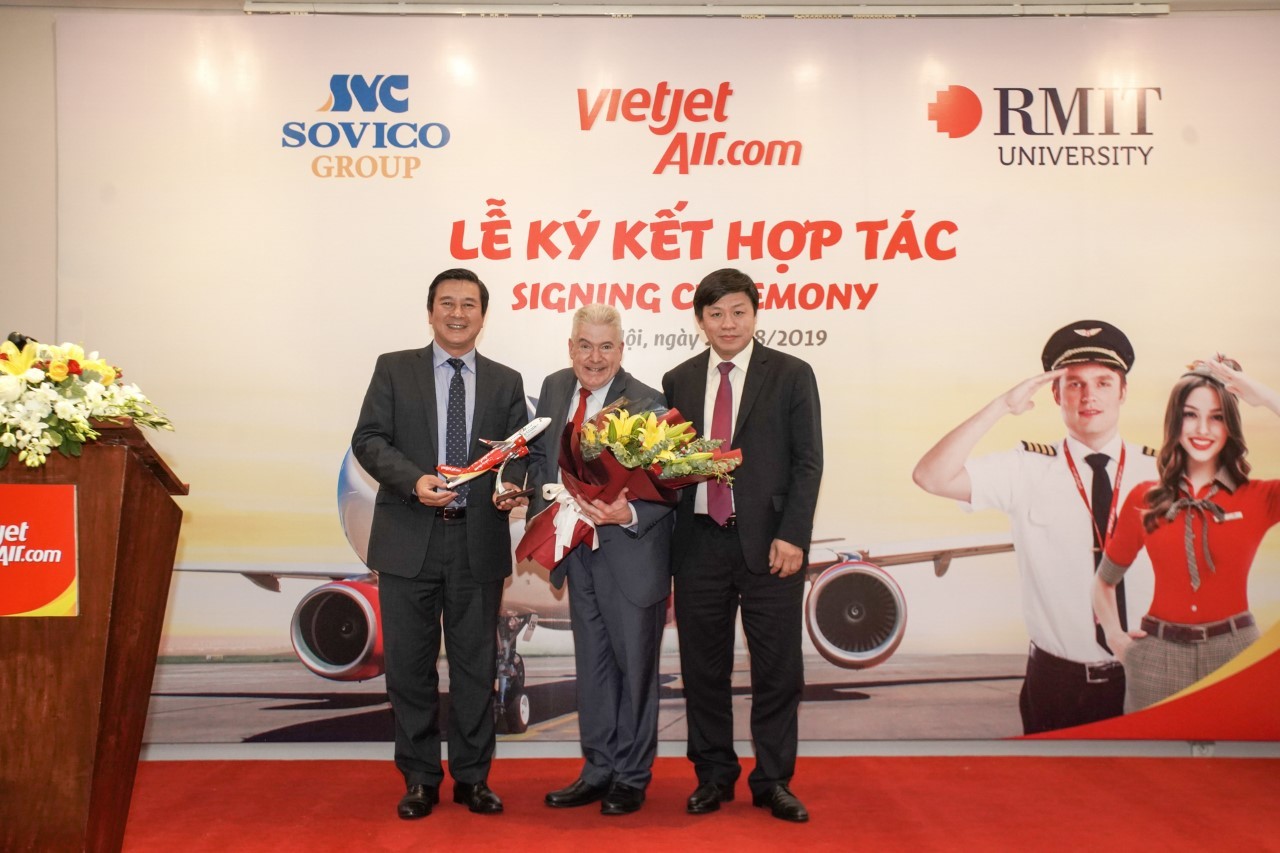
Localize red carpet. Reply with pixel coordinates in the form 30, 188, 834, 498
124, 756, 1279, 851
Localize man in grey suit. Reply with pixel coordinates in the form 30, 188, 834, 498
526, 304, 674, 816
352, 269, 528, 820
662, 268, 823, 823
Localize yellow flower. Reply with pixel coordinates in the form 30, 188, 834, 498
81, 359, 117, 385
639, 415, 667, 450
0, 340, 36, 377
47, 361, 69, 382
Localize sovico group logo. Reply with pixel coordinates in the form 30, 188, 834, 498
927, 83, 1161, 168
281, 74, 451, 179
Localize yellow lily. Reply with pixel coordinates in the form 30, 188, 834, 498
639, 415, 667, 450
0, 340, 37, 377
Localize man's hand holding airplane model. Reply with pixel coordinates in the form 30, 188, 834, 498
420, 417, 554, 511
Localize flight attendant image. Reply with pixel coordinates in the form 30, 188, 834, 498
1093, 356, 1280, 712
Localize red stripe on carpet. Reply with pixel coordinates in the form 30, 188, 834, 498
123, 756, 1280, 852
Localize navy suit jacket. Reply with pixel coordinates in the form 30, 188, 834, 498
662, 344, 823, 575
526, 367, 673, 607
351, 343, 528, 583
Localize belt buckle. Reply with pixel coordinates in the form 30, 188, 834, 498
1186, 625, 1208, 642
1085, 662, 1117, 684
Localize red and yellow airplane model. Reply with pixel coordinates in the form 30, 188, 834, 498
436, 416, 552, 490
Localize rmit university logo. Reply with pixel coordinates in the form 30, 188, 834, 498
928, 84, 1161, 168
280, 74, 451, 180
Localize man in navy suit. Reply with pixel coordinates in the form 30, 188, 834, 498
526, 304, 673, 816
662, 269, 823, 823
352, 268, 528, 820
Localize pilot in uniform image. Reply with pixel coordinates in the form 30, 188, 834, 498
913, 320, 1157, 734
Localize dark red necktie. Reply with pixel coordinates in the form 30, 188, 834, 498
708, 362, 734, 525
571, 387, 591, 431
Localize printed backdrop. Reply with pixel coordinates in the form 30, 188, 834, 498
54, 12, 1280, 740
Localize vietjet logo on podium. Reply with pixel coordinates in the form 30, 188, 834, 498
0, 484, 78, 617
928, 83, 1161, 167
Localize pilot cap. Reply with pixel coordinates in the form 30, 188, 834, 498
1041, 320, 1134, 373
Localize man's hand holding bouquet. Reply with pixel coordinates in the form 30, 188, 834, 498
516, 399, 742, 570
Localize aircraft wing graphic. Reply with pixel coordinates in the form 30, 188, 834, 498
175, 563, 370, 592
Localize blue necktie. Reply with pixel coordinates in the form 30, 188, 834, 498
446, 358, 468, 503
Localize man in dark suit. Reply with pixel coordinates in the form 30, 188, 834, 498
662, 268, 823, 823
526, 304, 674, 816
351, 268, 528, 820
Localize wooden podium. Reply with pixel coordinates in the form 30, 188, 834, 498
0, 423, 186, 853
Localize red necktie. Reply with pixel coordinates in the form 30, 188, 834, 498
571, 387, 591, 431
708, 362, 734, 525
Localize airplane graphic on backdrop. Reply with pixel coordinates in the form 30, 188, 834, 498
181, 410, 1013, 733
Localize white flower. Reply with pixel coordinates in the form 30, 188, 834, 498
22, 367, 45, 384
0, 375, 21, 404
53, 400, 80, 421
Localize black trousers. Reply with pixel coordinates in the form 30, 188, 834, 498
379, 519, 503, 787
674, 519, 804, 797
1019, 644, 1125, 735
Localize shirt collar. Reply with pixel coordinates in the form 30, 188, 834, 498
710, 339, 755, 374
433, 346, 476, 371
572, 377, 616, 406
1182, 467, 1240, 496
1064, 433, 1123, 464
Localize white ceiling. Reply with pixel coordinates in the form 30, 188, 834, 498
2, 0, 1277, 12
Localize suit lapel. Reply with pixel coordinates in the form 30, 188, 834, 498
683, 351, 711, 432
605, 369, 630, 410
735, 345, 770, 438
414, 345, 439, 459
549, 371, 576, 432
470, 351, 493, 451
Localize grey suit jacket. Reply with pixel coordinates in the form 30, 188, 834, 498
662, 344, 823, 575
351, 343, 528, 582
525, 367, 673, 607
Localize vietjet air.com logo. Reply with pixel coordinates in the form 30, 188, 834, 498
927, 83, 1161, 168
280, 74, 451, 180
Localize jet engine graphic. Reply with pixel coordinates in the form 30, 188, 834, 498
291, 578, 383, 682
805, 561, 907, 669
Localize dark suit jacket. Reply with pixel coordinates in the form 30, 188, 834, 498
351, 343, 528, 583
526, 367, 673, 607
662, 344, 823, 574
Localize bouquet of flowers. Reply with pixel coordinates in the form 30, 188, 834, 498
0, 336, 172, 469
516, 399, 742, 571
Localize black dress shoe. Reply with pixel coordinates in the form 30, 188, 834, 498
752, 784, 809, 823
397, 784, 439, 820
453, 781, 504, 814
600, 783, 645, 815
686, 781, 734, 814
545, 778, 610, 808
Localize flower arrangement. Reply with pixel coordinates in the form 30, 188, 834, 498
579, 407, 741, 483
0, 336, 172, 468
516, 400, 743, 571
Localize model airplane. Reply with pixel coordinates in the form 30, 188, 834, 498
436, 417, 551, 494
